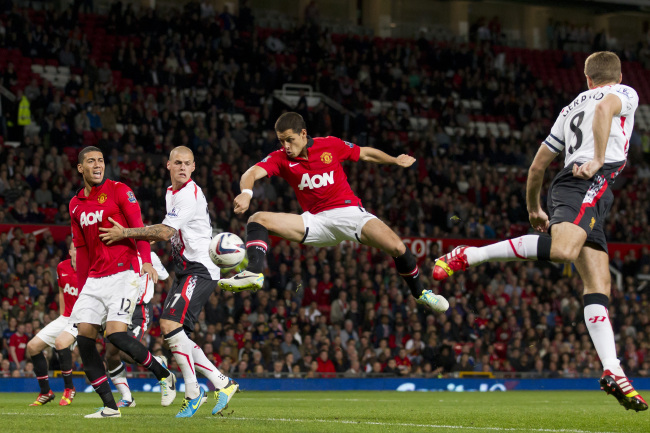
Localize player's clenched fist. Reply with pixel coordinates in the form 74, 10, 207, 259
395, 154, 416, 167
233, 193, 251, 214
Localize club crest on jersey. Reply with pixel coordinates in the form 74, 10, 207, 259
80, 210, 104, 227
127, 191, 137, 203
298, 171, 334, 190
320, 152, 333, 164
98, 193, 107, 204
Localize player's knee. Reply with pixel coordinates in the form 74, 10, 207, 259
54, 339, 67, 351
551, 246, 580, 263
248, 212, 268, 227
160, 320, 176, 336
382, 241, 405, 258
26, 340, 40, 356
391, 242, 406, 257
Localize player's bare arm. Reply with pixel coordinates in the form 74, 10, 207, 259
99, 217, 177, 244
58, 286, 64, 316
234, 165, 268, 214
573, 94, 622, 180
526, 145, 557, 232
359, 147, 415, 167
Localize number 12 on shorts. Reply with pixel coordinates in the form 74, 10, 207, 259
119, 298, 132, 315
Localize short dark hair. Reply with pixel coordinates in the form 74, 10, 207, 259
275, 112, 307, 134
78, 146, 103, 164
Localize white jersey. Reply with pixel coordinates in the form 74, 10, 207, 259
137, 252, 169, 304
162, 179, 220, 279
544, 84, 638, 168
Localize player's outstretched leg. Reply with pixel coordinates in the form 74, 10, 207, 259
105, 329, 176, 406
218, 221, 267, 292
27, 338, 55, 406
432, 234, 553, 281
360, 219, 448, 312
189, 343, 240, 415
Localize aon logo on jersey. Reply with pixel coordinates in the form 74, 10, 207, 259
298, 171, 334, 190
80, 210, 104, 227
63, 283, 78, 297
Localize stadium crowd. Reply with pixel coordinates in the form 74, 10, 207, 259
0, 1, 650, 379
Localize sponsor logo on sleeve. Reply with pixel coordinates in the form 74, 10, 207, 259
127, 191, 137, 203
261, 156, 270, 163
167, 207, 179, 218
344, 141, 354, 148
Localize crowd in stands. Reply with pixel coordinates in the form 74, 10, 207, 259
1, 1, 650, 379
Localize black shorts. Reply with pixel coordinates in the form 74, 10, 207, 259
161, 275, 217, 328
129, 302, 153, 342
547, 163, 620, 253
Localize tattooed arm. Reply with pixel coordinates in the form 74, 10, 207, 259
99, 218, 177, 245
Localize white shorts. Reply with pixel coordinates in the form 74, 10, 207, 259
69, 270, 140, 326
301, 206, 378, 247
34, 315, 78, 348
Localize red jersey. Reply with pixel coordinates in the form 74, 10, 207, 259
9, 333, 28, 363
256, 136, 362, 214
70, 179, 151, 285
57, 259, 79, 317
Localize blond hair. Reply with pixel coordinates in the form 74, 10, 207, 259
584, 51, 621, 86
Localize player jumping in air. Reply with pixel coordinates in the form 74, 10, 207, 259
69, 146, 176, 418
100, 146, 238, 418
432, 52, 647, 412
218, 112, 449, 313
27, 242, 79, 406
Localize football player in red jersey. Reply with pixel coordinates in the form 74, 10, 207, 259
68, 146, 175, 418
218, 112, 448, 313
27, 242, 79, 406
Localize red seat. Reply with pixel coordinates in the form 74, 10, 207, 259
83, 130, 97, 145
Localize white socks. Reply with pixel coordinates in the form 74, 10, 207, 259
584, 302, 625, 376
165, 331, 200, 399
466, 235, 541, 265
191, 344, 229, 389
108, 362, 132, 402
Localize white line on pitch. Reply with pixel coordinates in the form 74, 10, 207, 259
222, 416, 619, 433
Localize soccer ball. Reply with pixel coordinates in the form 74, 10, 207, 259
209, 232, 246, 269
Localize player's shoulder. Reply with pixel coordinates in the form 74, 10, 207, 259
610, 84, 638, 100
262, 148, 288, 162
317, 136, 355, 150
57, 259, 72, 274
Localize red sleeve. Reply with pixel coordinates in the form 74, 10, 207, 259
56, 262, 65, 289
75, 245, 89, 290
70, 201, 85, 247
333, 137, 360, 162
256, 150, 283, 177
117, 184, 152, 264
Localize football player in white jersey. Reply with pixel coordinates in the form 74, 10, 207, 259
99, 146, 238, 418
106, 252, 172, 408
432, 51, 647, 412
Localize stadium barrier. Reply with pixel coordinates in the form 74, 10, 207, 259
1, 224, 646, 261
2, 377, 649, 393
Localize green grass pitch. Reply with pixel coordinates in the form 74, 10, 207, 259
0, 391, 648, 433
